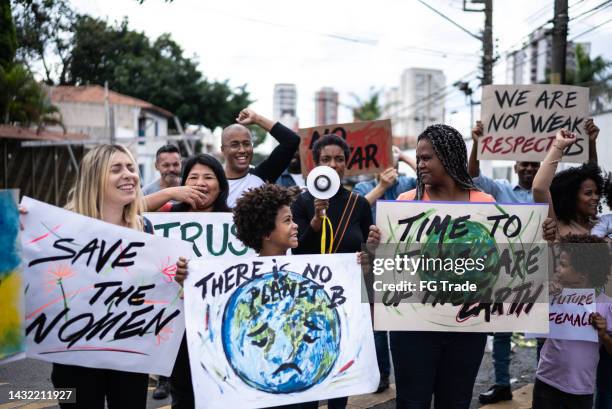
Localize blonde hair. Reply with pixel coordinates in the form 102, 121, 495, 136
66, 144, 145, 230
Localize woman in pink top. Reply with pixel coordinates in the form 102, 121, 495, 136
393, 124, 495, 409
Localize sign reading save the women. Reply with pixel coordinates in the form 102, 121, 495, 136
480, 84, 589, 162
21, 197, 191, 376
373, 200, 549, 333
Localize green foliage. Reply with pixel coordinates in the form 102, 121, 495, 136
12, 0, 253, 130
350, 87, 383, 121
0, 0, 17, 69
12, 0, 75, 84
566, 44, 612, 112
66, 16, 252, 129
0, 63, 63, 129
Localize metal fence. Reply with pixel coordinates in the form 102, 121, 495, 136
0, 138, 86, 206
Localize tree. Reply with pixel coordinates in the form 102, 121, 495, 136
12, 0, 75, 84
0, 0, 17, 69
566, 44, 612, 113
66, 16, 251, 130
0, 63, 63, 129
350, 87, 383, 121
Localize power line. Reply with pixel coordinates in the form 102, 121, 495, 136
569, 0, 612, 22
415, 0, 482, 41
570, 16, 612, 39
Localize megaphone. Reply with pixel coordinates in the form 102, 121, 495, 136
306, 166, 340, 200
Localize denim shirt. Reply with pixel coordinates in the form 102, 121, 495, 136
353, 175, 417, 220
473, 175, 533, 204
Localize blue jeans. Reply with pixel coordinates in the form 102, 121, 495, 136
492, 333, 511, 386
390, 331, 486, 409
374, 331, 391, 377
595, 347, 612, 409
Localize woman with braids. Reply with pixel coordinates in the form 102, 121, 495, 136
170, 153, 230, 409
290, 134, 378, 409
393, 124, 495, 408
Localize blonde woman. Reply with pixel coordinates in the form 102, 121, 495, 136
50, 144, 151, 408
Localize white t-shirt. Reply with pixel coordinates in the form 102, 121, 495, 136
227, 173, 265, 208
290, 173, 305, 188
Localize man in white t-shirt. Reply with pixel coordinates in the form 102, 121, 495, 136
222, 109, 300, 207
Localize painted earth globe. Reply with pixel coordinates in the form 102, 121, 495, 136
222, 270, 340, 393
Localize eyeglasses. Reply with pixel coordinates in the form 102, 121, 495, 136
222, 141, 253, 150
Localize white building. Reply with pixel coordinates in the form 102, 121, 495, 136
385, 68, 446, 141
315, 87, 339, 126
273, 84, 297, 120
49, 85, 177, 184
505, 28, 585, 85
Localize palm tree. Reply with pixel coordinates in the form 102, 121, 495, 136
350, 87, 383, 121
0, 63, 64, 131
566, 44, 612, 113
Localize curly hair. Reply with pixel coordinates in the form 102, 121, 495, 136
312, 134, 350, 164
603, 172, 612, 209
550, 162, 603, 223
233, 184, 298, 252
559, 234, 611, 289
416, 124, 476, 200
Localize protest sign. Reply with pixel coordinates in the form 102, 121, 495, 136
20, 197, 192, 375
0, 190, 25, 364
480, 84, 589, 162
144, 212, 255, 258
373, 200, 549, 332
528, 288, 598, 342
298, 119, 393, 177
184, 253, 378, 409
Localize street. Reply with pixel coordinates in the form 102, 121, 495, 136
0, 337, 538, 409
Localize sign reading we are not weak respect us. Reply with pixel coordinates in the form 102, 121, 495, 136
479, 84, 589, 162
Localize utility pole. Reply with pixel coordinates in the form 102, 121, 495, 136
550, 0, 568, 84
482, 0, 493, 85
463, 0, 494, 86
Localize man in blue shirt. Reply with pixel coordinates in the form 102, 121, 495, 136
353, 148, 416, 393
469, 121, 539, 404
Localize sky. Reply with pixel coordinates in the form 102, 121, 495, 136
69, 0, 612, 136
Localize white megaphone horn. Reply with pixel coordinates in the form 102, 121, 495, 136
306, 166, 340, 200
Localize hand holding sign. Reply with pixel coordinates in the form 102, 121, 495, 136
585, 118, 599, 141
175, 256, 189, 287
471, 120, 483, 142
591, 312, 608, 339
379, 168, 398, 189
554, 128, 577, 150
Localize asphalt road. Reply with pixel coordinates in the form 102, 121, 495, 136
0, 358, 171, 408
0, 337, 538, 409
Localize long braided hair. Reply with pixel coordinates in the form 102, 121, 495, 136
416, 124, 477, 200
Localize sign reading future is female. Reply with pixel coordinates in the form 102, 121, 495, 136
184, 253, 378, 409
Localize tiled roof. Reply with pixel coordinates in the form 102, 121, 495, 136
50, 85, 174, 118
